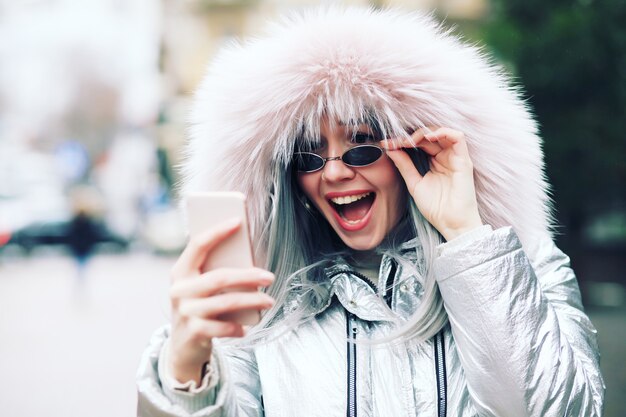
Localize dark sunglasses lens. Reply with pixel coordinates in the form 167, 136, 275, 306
343, 146, 383, 167
294, 153, 324, 172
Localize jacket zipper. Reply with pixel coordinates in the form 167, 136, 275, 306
328, 269, 366, 417
333, 267, 447, 417
383, 260, 397, 308
346, 310, 358, 417
434, 330, 447, 417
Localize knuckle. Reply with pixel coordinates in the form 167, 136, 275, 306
169, 287, 182, 304
218, 322, 238, 335
235, 326, 245, 337
220, 295, 239, 310
229, 322, 242, 332
230, 324, 245, 337
173, 311, 188, 327
187, 318, 206, 338
238, 296, 254, 308
225, 322, 245, 337
190, 331, 207, 345
226, 294, 248, 310
445, 127, 463, 139
177, 301, 193, 318
206, 270, 226, 288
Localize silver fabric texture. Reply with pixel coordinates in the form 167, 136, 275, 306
137, 227, 604, 416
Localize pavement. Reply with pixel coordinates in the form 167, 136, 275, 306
0, 250, 624, 417
0, 250, 172, 417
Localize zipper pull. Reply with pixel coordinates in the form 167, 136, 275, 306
348, 312, 358, 337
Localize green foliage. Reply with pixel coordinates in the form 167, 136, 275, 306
482, 0, 626, 236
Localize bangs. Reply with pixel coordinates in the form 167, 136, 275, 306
289, 105, 412, 156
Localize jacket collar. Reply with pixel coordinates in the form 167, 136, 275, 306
284, 239, 423, 323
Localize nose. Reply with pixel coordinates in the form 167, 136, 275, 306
321, 150, 356, 182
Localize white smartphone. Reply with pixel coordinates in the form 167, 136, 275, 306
185, 191, 260, 325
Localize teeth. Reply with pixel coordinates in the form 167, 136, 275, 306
330, 192, 371, 205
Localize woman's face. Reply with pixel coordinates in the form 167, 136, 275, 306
296, 118, 407, 251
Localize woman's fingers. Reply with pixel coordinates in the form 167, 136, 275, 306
384, 127, 471, 173
385, 148, 423, 191
381, 130, 425, 149
178, 291, 275, 319
172, 217, 242, 279
428, 128, 473, 172
382, 128, 442, 156
382, 127, 466, 150
186, 316, 245, 340
424, 127, 468, 151
416, 139, 442, 156
170, 267, 275, 299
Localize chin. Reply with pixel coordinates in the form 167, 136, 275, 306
335, 231, 384, 251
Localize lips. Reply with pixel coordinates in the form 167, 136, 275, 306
325, 190, 376, 231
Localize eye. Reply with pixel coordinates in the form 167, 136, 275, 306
351, 132, 380, 144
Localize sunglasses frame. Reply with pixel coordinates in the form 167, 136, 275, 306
293, 144, 384, 173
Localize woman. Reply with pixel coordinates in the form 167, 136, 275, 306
137, 7, 604, 416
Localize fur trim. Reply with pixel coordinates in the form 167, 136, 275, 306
182, 7, 553, 250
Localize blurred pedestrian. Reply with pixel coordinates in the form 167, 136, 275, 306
66, 207, 100, 279
66, 186, 104, 280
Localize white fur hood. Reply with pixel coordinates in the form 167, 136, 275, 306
182, 7, 553, 250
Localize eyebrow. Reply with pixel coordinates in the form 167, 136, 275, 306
336, 121, 375, 135
337, 118, 367, 127
337, 117, 383, 137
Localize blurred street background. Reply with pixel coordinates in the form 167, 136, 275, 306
0, 0, 624, 416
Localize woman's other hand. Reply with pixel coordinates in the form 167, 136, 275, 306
383, 127, 483, 241
168, 218, 275, 385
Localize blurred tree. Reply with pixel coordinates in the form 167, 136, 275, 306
482, 0, 626, 246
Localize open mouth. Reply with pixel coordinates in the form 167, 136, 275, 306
328, 192, 376, 225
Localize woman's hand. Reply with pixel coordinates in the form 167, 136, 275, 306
383, 127, 483, 241
168, 218, 275, 385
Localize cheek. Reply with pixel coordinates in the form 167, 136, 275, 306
296, 173, 318, 201
378, 162, 407, 218
391, 185, 408, 220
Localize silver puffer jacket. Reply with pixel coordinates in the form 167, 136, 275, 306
137, 226, 604, 417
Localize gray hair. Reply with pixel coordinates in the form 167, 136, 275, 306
241, 139, 448, 345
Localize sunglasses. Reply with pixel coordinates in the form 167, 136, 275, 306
293, 144, 384, 173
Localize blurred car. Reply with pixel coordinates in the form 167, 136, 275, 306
4, 218, 128, 255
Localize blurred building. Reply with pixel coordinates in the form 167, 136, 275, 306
0, 0, 489, 176
0, 1, 170, 250
0, 0, 487, 252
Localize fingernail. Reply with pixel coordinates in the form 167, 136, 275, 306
259, 278, 274, 286
259, 271, 274, 279
258, 272, 275, 286
382, 140, 396, 150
